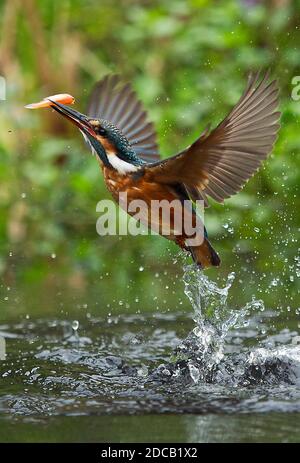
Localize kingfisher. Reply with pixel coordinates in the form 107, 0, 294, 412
26, 71, 280, 268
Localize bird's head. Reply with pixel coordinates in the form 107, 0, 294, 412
45, 100, 143, 173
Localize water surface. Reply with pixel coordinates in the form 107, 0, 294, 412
0, 267, 299, 442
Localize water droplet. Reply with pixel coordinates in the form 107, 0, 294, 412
72, 320, 79, 331
188, 363, 200, 383
137, 365, 148, 377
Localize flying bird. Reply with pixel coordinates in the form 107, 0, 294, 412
26, 71, 280, 268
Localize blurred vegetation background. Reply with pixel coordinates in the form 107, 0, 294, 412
0, 0, 299, 320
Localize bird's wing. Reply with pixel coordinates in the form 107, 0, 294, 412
145, 71, 280, 206
87, 74, 160, 162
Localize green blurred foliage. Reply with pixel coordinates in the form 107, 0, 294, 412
0, 0, 299, 318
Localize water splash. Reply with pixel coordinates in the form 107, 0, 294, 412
64, 320, 92, 345
155, 264, 299, 387
175, 266, 239, 375
0, 306, 299, 421
183, 264, 236, 327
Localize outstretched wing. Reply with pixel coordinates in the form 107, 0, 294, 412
87, 74, 160, 163
145, 71, 280, 206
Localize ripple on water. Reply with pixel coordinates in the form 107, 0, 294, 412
0, 267, 299, 419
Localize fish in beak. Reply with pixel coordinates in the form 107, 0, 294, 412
25, 93, 75, 109
25, 93, 97, 138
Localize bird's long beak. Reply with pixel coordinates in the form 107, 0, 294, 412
47, 100, 97, 137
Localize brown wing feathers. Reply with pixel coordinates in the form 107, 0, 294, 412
147, 71, 280, 205
87, 75, 160, 162
88, 72, 280, 206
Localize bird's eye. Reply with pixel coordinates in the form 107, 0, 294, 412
98, 127, 107, 136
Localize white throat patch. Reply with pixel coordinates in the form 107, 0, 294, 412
108, 153, 139, 175
80, 131, 139, 175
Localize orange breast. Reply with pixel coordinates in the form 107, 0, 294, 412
102, 165, 176, 204
102, 166, 134, 202
101, 166, 201, 246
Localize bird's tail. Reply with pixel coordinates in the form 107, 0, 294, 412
189, 238, 220, 269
